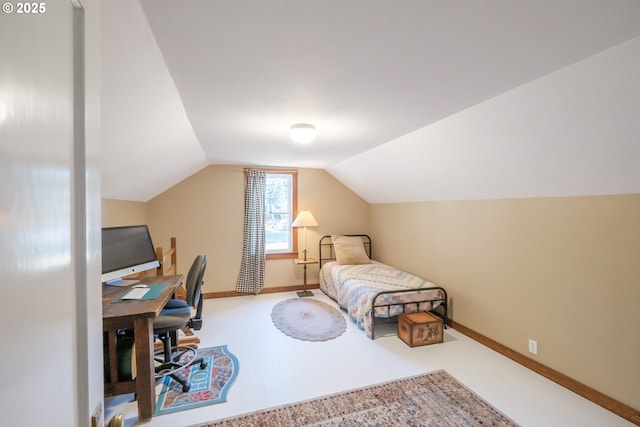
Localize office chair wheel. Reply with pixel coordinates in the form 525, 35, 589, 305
154, 346, 198, 379
199, 360, 207, 369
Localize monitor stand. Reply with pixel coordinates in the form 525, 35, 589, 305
104, 278, 140, 287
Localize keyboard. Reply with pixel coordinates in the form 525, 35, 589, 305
122, 287, 150, 300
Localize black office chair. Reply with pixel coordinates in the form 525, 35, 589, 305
153, 254, 208, 392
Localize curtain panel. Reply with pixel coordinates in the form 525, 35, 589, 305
236, 169, 266, 294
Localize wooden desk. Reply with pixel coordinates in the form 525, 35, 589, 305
103, 275, 182, 421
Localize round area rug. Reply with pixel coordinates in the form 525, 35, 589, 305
271, 298, 346, 341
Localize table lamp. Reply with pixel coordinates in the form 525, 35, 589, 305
292, 210, 318, 261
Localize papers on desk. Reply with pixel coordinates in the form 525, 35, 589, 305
111, 283, 169, 303
121, 287, 150, 300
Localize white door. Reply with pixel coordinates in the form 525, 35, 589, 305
0, 2, 98, 425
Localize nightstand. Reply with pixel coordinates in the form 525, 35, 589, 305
294, 258, 318, 297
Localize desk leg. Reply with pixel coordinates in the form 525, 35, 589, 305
133, 317, 155, 420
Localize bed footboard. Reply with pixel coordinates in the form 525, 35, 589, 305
370, 287, 448, 340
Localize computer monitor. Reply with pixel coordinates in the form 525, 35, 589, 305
101, 225, 160, 286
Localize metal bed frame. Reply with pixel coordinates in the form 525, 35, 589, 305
319, 234, 449, 339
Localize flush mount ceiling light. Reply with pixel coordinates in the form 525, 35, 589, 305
289, 123, 316, 144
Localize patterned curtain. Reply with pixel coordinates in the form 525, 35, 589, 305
236, 169, 266, 294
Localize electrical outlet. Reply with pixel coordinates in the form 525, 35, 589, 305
528, 339, 538, 355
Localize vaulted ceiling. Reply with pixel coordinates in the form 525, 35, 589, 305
101, 0, 640, 202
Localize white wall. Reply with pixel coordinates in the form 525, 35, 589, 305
85, 0, 104, 425
0, 1, 103, 425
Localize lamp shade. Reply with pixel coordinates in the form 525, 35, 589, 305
292, 210, 318, 227
289, 123, 316, 144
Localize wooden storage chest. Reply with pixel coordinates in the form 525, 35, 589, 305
398, 311, 443, 347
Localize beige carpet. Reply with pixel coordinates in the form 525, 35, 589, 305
193, 370, 519, 426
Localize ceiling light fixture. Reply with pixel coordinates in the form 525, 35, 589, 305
289, 123, 316, 144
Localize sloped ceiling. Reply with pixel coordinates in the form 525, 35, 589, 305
101, 0, 640, 202
329, 36, 640, 202
101, 0, 208, 201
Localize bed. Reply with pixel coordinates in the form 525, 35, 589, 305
319, 235, 448, 339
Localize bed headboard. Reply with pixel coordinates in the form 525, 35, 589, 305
319, 234, 372, 267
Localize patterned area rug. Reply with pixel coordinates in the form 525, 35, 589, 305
155, 345, 239, 416
192, 370, 520, 426
271, 298, 347, 341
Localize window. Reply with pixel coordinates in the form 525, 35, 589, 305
264, 170, 298, 259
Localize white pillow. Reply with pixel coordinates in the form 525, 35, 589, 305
331, 235, 371, 265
